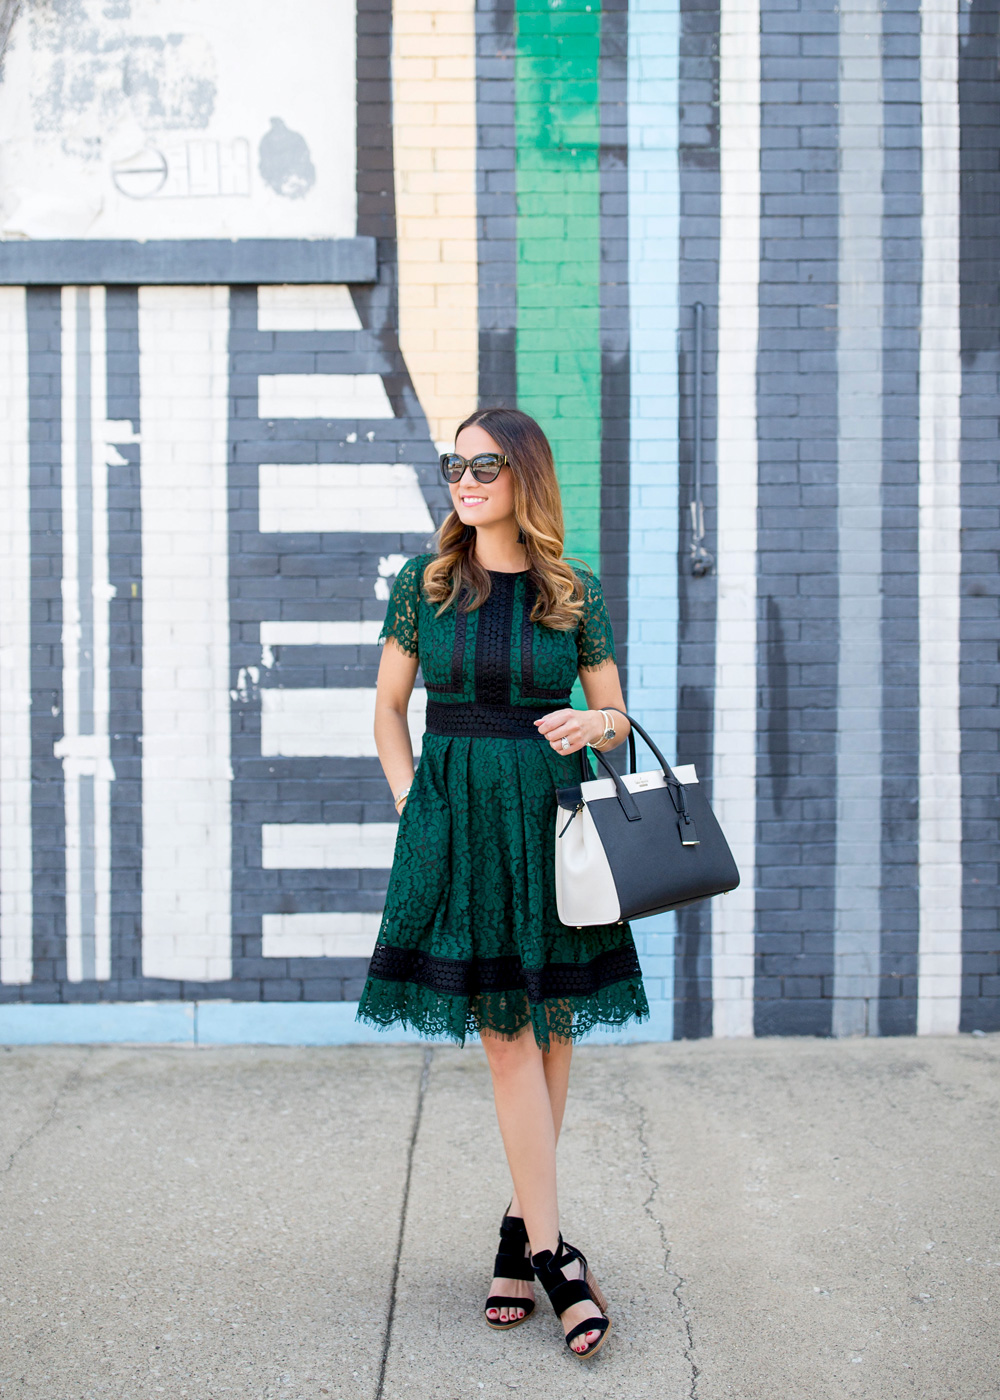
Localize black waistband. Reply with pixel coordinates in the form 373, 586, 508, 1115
424, 699, 570, 741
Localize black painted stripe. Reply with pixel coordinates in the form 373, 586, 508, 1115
674, 0, 723, 1039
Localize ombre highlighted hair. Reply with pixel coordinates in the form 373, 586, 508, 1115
422, 407, 586, 631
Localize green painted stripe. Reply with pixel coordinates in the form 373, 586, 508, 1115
515, 0, 603, 572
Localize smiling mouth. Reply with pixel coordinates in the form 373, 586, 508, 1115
461, 495, 488, 505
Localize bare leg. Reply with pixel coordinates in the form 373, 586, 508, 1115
509, 1034, 572, 1218
482, 1031, 603, 1352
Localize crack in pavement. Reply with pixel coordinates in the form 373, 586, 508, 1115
374, 1045, 433, 1400
620, 1059, 700, 1400
1, 1049, 92, 1179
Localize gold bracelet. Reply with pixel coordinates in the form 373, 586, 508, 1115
393, 785, 411, 809
591, 710, 616, 751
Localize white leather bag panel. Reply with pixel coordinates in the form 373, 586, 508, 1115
580, 763, 698, 804
554, 803, 622, 927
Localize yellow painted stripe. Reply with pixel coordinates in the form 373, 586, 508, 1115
392, 0, 478, 448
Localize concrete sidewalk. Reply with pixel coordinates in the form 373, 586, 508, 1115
0, 1037, 996, 1400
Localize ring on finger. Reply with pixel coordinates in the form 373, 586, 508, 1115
560, 736, 570, 751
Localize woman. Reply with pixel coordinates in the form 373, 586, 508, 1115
357, 407, 648, 1359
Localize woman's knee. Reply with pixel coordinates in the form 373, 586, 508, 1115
481, 1029, 540, 1079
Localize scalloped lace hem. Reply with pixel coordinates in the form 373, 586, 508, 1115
356, 978, 650, 1049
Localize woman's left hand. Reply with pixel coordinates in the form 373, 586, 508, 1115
534, 708, 604, 755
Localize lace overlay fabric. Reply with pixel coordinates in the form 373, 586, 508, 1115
361, 556, 647, 1047
576, 569, 617, 670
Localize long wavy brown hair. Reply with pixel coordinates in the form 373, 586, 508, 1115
422, 407, 586, 630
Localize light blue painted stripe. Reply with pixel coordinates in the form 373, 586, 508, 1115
627, 0, 681, 1035
0, 1001, 675, 1046
196, 1002, 434, 1046
0, 1002, 196, 1044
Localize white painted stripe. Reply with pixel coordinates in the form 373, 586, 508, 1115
260, 688, 426, 758
710, 0, 760, 1037
256, 284, 362, 332
259, 621, 384, 648
139, 287, 232, 983
261, 824, 398, 869
258, 374, 393, 420
258, 462, 434, 534
261, 913, 381, 960
0, 287, 33, 985
89, 289, 113, 983
917, 0, 962, 1036
59, 289, 82, 980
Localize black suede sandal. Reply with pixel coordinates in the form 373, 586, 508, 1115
484, 1213, 536, 1330
531, 1235, 611, 1359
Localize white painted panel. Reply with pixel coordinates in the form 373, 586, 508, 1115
0, 287, 32, 985
260, 621, 384, 648
257, 285, 362, 332
917, 0, 963, 1036
258, 463, 434, 533
260, 688, 426, 758
258, 374, 393, 420
262, 824, 398, 869
710, 0, 760, 1038
59, 287, 114, 983
140, 286, 232, 983
262, 912, 381, 959
0, 0, 356, 241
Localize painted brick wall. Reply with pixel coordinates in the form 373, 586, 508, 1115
0, 0, 997, 1040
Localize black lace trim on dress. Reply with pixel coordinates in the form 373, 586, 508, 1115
424, 700, 567, 740
367, 943, 642, 1003
520, 577, 575, 701
423, 597, 468, 695
474, 571, 515, 707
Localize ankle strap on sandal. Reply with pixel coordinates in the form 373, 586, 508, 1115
531, 1236, 593, 1317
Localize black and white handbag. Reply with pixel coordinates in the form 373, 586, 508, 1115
554, 712, 740, 927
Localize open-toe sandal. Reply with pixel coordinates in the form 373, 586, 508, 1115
531, 1234, 610, 1359
484, 1213, 536, 1330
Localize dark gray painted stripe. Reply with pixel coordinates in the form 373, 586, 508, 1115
755, 0, 839, 1036
878, 0, 921, 1036
0, 239, 377, 286
958, 0, 1000, 1031
26, 288, 65, 1000
104, 287, 152, 996
78, 774, 96, 980
833, 0, 884, 1035
600, 0, 630, 691
674, 0, 722, 1039
476, 0, 517, 406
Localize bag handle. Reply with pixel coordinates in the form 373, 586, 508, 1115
577, 708, 680, 786
587, 708, 697, 838
570, 708, 686, 824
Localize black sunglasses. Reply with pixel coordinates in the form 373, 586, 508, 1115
439, 451, 508, 484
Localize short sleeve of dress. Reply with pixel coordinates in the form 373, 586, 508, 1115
378, 556, 425, 657
576, 570, 617, 670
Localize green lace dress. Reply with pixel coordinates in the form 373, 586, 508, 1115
356, 554, 649, 1047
